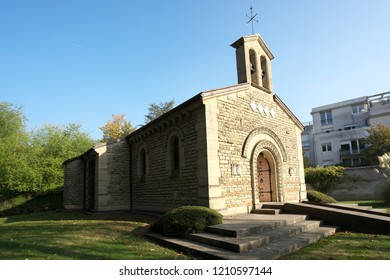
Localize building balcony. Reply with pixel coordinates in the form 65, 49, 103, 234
340, 149, 360, 156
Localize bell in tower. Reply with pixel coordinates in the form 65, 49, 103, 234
230, 34, 274, 93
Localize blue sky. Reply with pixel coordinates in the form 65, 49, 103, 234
1, 0, 389, 140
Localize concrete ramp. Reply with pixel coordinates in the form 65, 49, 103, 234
283, 203, 390, 235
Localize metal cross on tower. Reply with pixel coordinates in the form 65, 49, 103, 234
246, 6, 258, 34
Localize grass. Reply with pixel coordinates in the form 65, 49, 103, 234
282, 200, 390, 260
0, 211, 192, 260
340, 200, 390, 214
0, 192, 63, 217
0, 197, 389, 260
282, 231, 390, 260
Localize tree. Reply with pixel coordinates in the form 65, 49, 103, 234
361, 124, 390, 166
100, 113, 135, 142
0, 102, 26, 141
28, 124, 95, 193
0, 101, 95, 194
144, 100, 175, 123
0, 102, 30, 194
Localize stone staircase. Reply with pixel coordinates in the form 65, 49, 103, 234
147, 203, 339, 259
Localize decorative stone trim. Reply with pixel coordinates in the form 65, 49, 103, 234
242, 127, 288, 161
249, 100, 276, 118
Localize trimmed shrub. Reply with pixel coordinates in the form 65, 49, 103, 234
150, 206, 223, 237
307, 190, 338, 203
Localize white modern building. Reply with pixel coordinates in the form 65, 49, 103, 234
303, 91, 390, 167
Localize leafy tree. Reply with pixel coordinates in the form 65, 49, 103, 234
0, 102, 27, 141
144, 100, 175, 123
100, 113, 135, 142
0, 101, 95, 194
361, 124, 390, 166
28, 124, 95, 193
304, 166, 345, 194
0, 102, 30, 194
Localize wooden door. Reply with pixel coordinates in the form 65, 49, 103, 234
257, 154, 272, 202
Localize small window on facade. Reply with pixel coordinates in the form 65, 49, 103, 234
141, 149, 146, 176
166, 130, 184, 178
139, 147, 147, 182
320, 111, 333, 126
173, 137, 180, 172
321, 143, 332, 152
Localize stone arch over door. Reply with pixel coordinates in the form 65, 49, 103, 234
250, 140, 284, 210
242, 127, 287, 161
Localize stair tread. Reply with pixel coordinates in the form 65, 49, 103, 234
148, 225, 338, 260
229, 226, 338, 260
197, 220, 324, 243
210, 214, 309, 237
190, 220, 327, 252
252, 208, 282, 215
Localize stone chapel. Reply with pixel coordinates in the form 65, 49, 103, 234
63, 34, 307, 216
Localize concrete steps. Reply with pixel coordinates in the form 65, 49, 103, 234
147, 213, 338, 260
147, 202, 389, 259
189, 219, 326, 253
251, 202, 285, 215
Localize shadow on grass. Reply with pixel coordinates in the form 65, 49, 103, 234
1, 210, 157, 225
0, 211, 188, 260
0, 220, 169, 260
0, 192, 63, 217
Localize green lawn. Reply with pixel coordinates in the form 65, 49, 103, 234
0, 199, 389, 260
282, 231, 390, 260
339, 200, 390, 214
0, 211, 192, 260
283, 200, 390, 260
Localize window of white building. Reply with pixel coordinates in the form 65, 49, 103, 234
321, 143, 332, 152
320, 111, 333, 126
352, 104, 365, 114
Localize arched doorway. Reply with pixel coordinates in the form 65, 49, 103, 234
257, 153, 272, 202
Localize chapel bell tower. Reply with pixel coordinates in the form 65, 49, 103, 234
231, 34, 274, 92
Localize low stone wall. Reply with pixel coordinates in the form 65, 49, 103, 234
327, 166, 386, 201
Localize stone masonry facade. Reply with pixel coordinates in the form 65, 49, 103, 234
200, 84, 306, 216
127, 99, 205, 213
63, 34, 307, 216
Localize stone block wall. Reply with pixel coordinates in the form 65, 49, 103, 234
328, 166, 387, 201
211, 86, 305, 215
63, 158, 85, 210
106, 139, 131, 210
87, 140, 131, 212
128, 105, 204, 213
